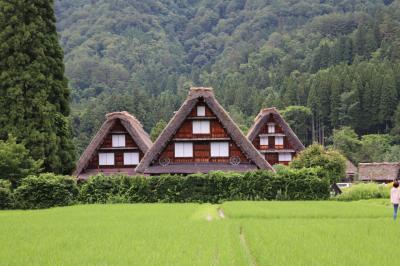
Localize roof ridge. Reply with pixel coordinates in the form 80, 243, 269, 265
106, 111, 143, 128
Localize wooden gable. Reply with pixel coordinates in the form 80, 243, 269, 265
87, 119, 144, 169
248, 109, 305, 166
154, 100, 250, 165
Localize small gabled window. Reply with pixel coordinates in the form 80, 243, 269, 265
268, 123, 275, 133
99, 153, 114, 166
112, 134, 125, 147
193, 120, 210, 134
124, 152, 139, 165
260, 136, 269, 146
210, 142, 229, 157
175, 142, 193, 158
197, 105, 206, 116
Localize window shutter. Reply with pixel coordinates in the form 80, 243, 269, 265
193, 121, 210, 134
210, 142, 219, 157
268, 124, 275, 133
210, 142, 229, 157
175, 142, 193, 157
112, 135, 125, 147
260, 136, 269, 145
184, 142, 193, 157
275, 136, 284, 145
279, 153, 292, 161
124, 152, 139, 165
197, 106, 206, 116
99, 153, 114, 165
220, 142, 229, 156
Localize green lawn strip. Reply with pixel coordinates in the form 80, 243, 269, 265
0, 204, 246, 265
0, 201, 395, 265
239, 217, 395, 266
222, 200, 395, 266
222, 200, 390, 219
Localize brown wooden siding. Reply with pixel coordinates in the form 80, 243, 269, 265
266, 153, 279, 165
174, 120, 229, 138
188, 99, 214, 117
157, 140, 250, 164
87, 119, 143, 169
254, 115, 298, 166
154, 102, 249, 165
87, 150, 144, 169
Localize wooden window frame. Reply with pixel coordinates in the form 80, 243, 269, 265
174, 142, 193, 158
210, 142, 229, 157
192, 120, 210, 134
99, 152, 115, 166
197, 105, 206, 117
112, 134, 126, 147
123, 152, 139, 165
268, 123, 275, 133
260, 136, 269, 146
279, 152, 292, 162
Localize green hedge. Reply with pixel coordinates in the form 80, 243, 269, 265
13, 173, 79, 209
2, 169, 330, 209
79, 169, 330, 204
0, 180, 13, 209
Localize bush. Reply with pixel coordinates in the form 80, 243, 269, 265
79, 170, 330, 204
0, 179, 13, 209
14, 173, 79, 209
335, 183, 390, 201
290, 143, 346, 183
0, 136, 42, 187
7, 169, 330, 209
79, 174, 143, 203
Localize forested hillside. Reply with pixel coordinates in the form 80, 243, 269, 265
55, 0, 400, 155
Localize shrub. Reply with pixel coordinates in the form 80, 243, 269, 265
0, 179, 13, 209
0, 136, 42, 187
335, 183, 390, 201
79, 174, 138, 203
290, 143, 346, 183
79, 170, 330, 204
8, 169, 330, 209
14, 173, 79, 209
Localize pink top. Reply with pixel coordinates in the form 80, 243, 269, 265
391, 187, 400, 204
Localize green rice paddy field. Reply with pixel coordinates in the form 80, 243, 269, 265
0, 200, 396, 265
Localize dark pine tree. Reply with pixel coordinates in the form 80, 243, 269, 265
0, 0, 75, 174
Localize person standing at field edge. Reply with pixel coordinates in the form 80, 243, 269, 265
391, 181, 400, 220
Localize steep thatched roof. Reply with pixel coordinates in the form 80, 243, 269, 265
136, 87, 273, 174
358, 162, 400, 181
346, 160, 357, 175
247, 107, 305, 151
73, 111, 152, 177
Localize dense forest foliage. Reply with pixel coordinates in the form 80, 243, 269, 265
0, 0, 75, 174
54, 0, 400, 159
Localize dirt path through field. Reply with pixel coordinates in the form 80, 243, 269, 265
218, 207, 225, 219
239, 226, 258, 266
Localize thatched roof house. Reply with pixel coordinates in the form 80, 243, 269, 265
136, 87, 273, 174
345, 160, 357, 179
358, 162, 400, 182
247, 107, 305, 166
73, 111, 152, 179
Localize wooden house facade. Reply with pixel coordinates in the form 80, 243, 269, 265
73, 112, 152, 179
247, 108, 305, 166
136, 87, 273, 175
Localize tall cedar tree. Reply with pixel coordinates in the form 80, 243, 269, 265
0, 0, 75, 173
